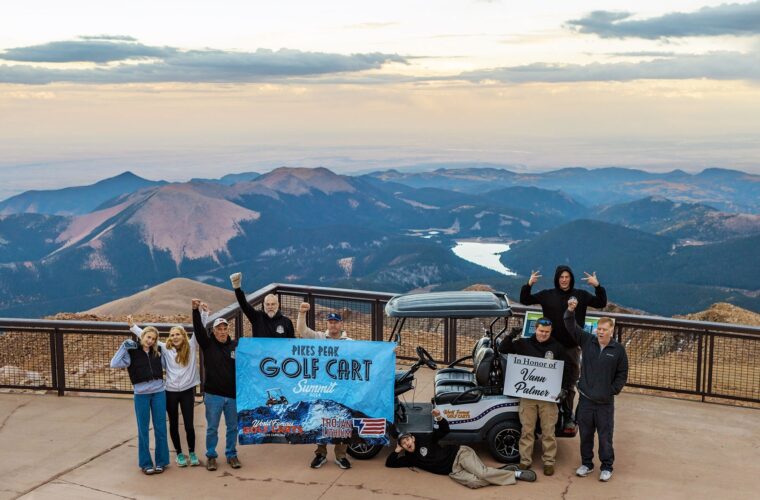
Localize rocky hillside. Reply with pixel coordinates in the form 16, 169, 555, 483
677, 302, 760, 327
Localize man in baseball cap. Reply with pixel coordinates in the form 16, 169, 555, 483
191, 300, 241, 471
296, 302, 352, 468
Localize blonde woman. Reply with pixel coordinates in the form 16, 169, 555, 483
110, 326, 169, 475
128, 308, 204, 468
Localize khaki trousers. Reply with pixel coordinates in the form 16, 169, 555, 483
316, 443, 347, 460
518, 398, 559, 467
449, 446, 516, 489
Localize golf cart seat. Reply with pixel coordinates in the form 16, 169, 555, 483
434, 383, 483, 405
434, 337, 492, 387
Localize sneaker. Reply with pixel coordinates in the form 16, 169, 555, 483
544, 465, 555, 476
189, 452, 200, 467
600, 470, 613, 482
564, 421, 577, 432
576, 465, 593, 477
176, 453, 188, 467
515, 469, 537, 482
154, 465, 165, 474
206, 457, 218, 471
141, 467, 155, 475
227, 456, 241, 469
518, 463, 531, 470
310, 454, 327, 469
500, 464, 520, 471
335, 457, 351, 469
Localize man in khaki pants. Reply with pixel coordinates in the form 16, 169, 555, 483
499, 318, 569, 476
386, 409, 536, 488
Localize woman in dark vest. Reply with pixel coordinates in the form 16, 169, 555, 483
110, 326, 170, 475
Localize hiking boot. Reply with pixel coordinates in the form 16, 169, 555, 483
515, 469, 537, 482
206, 457, 218, 471
544, 465, 555, 476
189, 452, 200, 466
575, 465, 593, 477
176, 453, 188, 467
600, 470, 613, 482
335, 457, 351, 469
310, 454, 327, 469
227, 456, 241, 469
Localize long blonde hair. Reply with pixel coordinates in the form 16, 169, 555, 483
140, 326, 162, 358
168, 326, 191, 367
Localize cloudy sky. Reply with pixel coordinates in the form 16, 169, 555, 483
1, 0, 759, 197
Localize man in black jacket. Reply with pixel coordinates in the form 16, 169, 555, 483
192, 299, 241, 472
499, 318, 569, 476
230, 272, 295, 338
385, 409, 536, 488
564, 298, 628, 482
520, 265, 607, 428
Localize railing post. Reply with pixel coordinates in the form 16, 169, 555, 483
371, 300, 384, 342
49, 329, 58, 393
307, 293, 316, 330
54, 328, 66, 396
235, 310, 244, 339
696, 331, 704, 401
706, 333, 715, 399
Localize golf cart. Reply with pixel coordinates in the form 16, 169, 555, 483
265, 388, 288, 406
347, 290, 572, 464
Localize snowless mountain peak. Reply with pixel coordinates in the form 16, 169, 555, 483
254, 167, 356, 195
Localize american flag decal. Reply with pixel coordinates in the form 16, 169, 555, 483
352, 418, 386, 436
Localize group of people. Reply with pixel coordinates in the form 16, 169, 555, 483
110, 266, 628, 487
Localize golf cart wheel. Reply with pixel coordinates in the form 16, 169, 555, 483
347, 442, 383, 460
486, 421, 521, 463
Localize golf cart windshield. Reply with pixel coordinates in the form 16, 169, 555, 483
385, 291, 511, 319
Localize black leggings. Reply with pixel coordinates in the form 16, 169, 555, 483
166, 388, 196, 454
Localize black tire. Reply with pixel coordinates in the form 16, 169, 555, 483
486, 420, 521, 463
347, 442, 384, 460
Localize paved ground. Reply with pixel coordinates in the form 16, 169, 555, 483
2, 368, 759, 500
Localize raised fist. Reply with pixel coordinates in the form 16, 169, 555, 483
230, 272, 242, 289
192, 298, 201, 310
201, 302, 210, 313
126, 315, 135, 328
299, 302, 310, 314
567, 296, 578, 312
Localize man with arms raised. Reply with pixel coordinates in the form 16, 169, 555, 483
521, 265, 607, 429
230, 272, 295, 338
564, 297, 628, 482
296, 302, 352, 469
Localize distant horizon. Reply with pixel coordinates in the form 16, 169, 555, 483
2, 160, 758, 202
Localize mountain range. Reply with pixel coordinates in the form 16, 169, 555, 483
0, 166, 758, 317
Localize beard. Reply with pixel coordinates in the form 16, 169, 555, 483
266, 310, 276, 319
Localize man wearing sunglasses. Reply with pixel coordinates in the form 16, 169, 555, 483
499, 318, 570, 477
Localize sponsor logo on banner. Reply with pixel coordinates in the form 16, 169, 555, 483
352, 418, 386, 437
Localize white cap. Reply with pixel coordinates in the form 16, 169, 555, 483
212, 318, 229, 327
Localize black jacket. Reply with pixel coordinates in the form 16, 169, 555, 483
520, 265, 607, 348
385, 419, 460, 475
498, 334, 571, 390
235, 288, 295, 338
193, 308, 237, 398
563, 310, 628, 404
127, 347, 164, 386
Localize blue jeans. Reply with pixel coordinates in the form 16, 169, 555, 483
134, 391, 169, 469
204, 393, 238, 459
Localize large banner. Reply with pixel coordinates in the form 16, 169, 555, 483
503, 354, 564, 403
522, 310, 600, 338
235, 338, 395, 446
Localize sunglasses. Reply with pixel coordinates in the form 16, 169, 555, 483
536, 319, 552, 326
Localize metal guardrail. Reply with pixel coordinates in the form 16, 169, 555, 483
1, 284, 758, 406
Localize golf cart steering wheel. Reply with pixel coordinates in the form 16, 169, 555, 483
416, 346, 438, 370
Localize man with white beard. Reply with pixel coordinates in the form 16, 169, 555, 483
229, 272, 295, 338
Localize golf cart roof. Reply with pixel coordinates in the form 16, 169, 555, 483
385, 291, 511, 318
